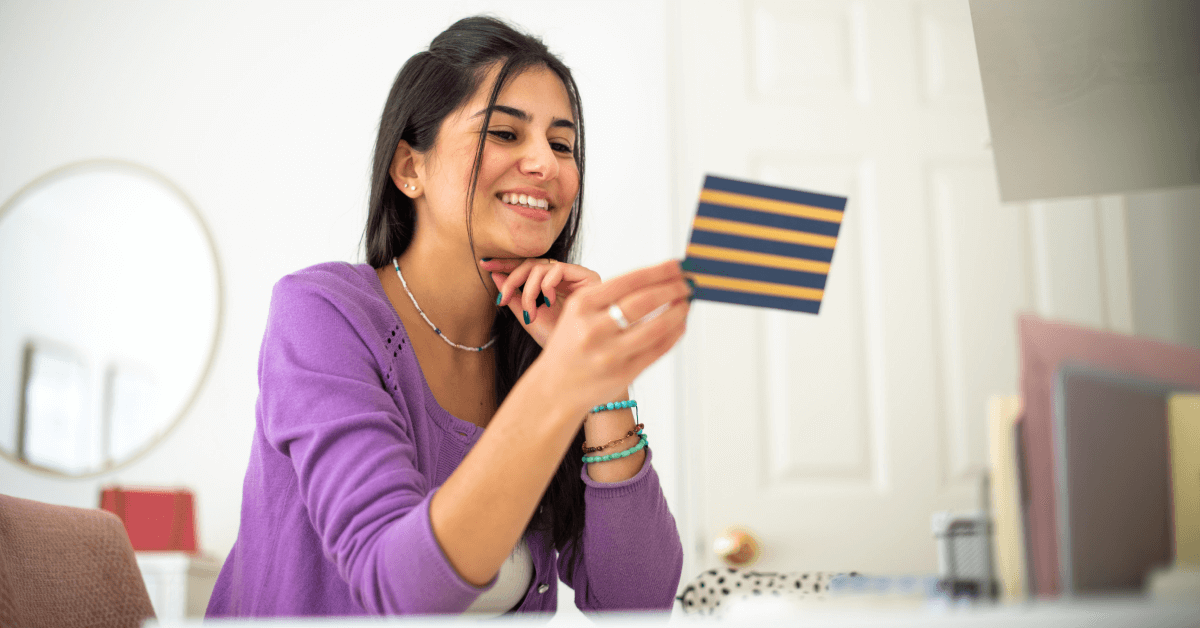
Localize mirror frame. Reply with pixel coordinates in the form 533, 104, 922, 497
0, 159, 224, 478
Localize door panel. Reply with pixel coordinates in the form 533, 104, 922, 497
671, 0, 1132, 580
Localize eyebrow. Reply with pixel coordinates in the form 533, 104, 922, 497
472, 105, 576, 131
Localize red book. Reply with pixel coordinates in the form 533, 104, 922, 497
99, 487, 197, 553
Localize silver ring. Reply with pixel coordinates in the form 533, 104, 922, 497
607, 304, 630, 330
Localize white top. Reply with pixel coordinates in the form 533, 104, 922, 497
463, 536, 535, 616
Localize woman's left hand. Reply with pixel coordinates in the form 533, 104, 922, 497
480, 257, 602, 348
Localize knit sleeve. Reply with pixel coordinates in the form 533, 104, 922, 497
258, 273, 490, 614
558, 447, 684, 612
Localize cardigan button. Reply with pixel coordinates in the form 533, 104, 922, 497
537, 584, 550, 594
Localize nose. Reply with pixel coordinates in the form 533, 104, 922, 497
518, 138, 559, 181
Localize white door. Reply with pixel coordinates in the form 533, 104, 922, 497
669, 0, 1133, 580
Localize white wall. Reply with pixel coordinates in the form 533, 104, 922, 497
0, 0, 678, 581
1126, 186, 1200, 350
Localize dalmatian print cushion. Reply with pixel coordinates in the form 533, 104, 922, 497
676, 568, 860, 616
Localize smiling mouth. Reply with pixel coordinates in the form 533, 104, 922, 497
498, 192, 552, 211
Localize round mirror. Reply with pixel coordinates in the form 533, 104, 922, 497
0, 161, 221, 476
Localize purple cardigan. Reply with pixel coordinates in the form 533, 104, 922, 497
206, 262, 683, 617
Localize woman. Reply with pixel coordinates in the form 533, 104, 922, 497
206, 16, 690, 617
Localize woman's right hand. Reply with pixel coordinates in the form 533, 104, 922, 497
526, 259, 692, 416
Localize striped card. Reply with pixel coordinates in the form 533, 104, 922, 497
682, 174, 848, 314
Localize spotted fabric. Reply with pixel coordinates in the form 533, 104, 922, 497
676, 568, 858, 616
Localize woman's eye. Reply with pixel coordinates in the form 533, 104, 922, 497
488, 129, 517, 141
551, 142, 573, 154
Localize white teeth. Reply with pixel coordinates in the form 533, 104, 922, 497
501, 193, 549, 210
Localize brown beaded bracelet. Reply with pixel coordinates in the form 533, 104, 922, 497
582, 423, 645, 454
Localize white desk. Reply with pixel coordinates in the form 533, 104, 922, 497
144, 598, 1200, 627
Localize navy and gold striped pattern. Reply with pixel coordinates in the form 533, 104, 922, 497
682, 175, 847, 314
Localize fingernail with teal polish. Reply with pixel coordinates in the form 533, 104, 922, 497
523, 311, 531, 325
535, 294, 548, 308
495, 292, 503, 305
686, 278, 697, 302
480, 257, 492, 262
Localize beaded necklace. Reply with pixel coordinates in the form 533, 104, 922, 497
392, 257, 497, 352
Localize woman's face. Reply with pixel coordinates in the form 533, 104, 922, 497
414, 64, 579, 259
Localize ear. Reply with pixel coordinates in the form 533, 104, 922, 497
390, 139, 423, 196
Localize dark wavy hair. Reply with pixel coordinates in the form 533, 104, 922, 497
363, 16, 587, 575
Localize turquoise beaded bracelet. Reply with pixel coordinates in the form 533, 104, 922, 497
582, 433, 647, 464
589, 399, 637, 414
